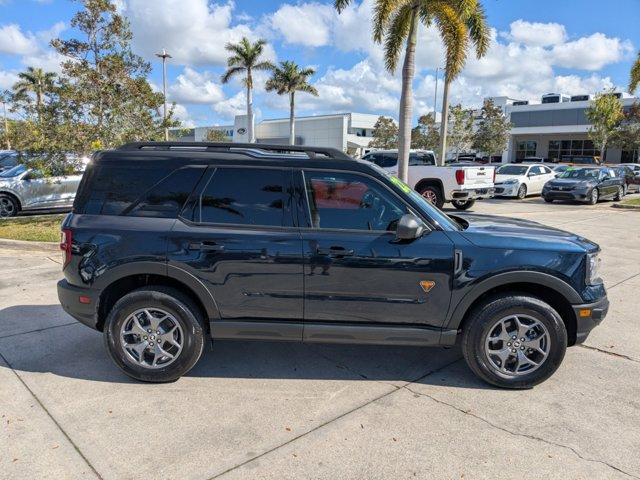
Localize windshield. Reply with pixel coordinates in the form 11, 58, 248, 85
558, 168, 599, 179
497, 165, 528, 175
0, 164, 27, 178
366, 164, 461, 231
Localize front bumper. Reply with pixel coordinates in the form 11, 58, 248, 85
450, 187, 495, 201
542, 188, 591, 202
494, 183, 519, 197
57, 279, 100, 330
572, 295, 609, 344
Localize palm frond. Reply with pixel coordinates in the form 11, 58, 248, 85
298, 84, 319, 96
334, 0, 352, 13
630, 51, 640, 94
464, 2, 490, 58
373, 0, 403, 43
383, 3, 414, 73
432, 2, 468, 81
220, 66, 245, 84
254, 61, 275, 71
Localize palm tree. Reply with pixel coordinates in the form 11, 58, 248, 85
13, 67, 57, 118
221, 37, 274, 143
630, 51, 640, 94
335, 0, 489, 178
265, 61, 318, 145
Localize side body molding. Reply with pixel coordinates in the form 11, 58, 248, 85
445, 271, 583, 331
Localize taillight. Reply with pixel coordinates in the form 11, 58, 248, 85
60, 229, 72, 268
455, 169, 465, 185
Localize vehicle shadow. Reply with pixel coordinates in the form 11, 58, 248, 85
0, 304, 490, 390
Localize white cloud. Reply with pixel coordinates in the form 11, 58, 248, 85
0, 69, 19, 90
172, 103, 196, 128
213, 91, 255, 120
0, 24, 39, 55
123, 0, 276, 66
169, 67, 225, 104
21, 50, 66, 73
551, 33, 633, 70
504, 20, 567, 47
267, 3, 334, 47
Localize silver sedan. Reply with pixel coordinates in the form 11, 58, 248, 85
0, 164, 83, 217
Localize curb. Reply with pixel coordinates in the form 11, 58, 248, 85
0, 237, 59, 252
612, 203, 640, 210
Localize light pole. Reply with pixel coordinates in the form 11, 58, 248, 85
155, 49, 172, 141
433, 67, 440, 122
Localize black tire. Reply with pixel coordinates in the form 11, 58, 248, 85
614, 186, 624, 201
461, 294, 567, 389
103, 286, 205, 382
543, 197, 553, 203
587, 188, 599, 205
452, 199, 475, 210
418, 185, 444, 209
0, 193, 19, 218
516, 184, 527, 200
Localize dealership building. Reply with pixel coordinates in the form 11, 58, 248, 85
491, 93, 639, 164
173, 112, 379, 157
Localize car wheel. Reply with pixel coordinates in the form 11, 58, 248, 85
516, 184, 527, 200
0, 193, 18, 218
418, 185, 444, 209
614, 186, 624, 201
452, 199, 475, 210
588, 188, 599, 205
104, 286, 205, 382
461, 294, 567, 389
622, 185, 628, 196
543, 197, 553, 203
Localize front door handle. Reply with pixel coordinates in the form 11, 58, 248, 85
189, 241, 225, 252
317, 246, 354, 257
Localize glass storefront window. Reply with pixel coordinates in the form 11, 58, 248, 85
548, 139, 601, 162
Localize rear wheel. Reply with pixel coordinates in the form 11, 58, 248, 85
461, 294, 567, 389
104, 286, 205, 382
0, 194, 18, 218
587, 188, 599, 205
418, 185, 444, 209
614, 185, 624, 201
516, 184, 527, 200
452, 199, 475, 210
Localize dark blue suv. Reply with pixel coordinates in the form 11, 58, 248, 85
57, 143, 609, 388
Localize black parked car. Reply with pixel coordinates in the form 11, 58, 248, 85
58, 142, 608, 389
609, 165, 638, 195
542, 166, 625, 205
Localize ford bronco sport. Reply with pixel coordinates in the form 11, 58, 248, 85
57, 142, 609, 388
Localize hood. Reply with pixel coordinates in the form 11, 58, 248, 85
452, 213, 598, 253
546, 178, 596, 188
495, 174, 523, 183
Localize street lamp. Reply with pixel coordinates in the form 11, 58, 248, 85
0, 92, 10, 150
155, 48, 172, 141
433, 67, 440, 122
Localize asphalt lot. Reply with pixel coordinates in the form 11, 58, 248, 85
1, 195, 639, 480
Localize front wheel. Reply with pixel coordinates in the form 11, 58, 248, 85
461, 294, 567, 389
587, 188, 599, 205
614, 185, 624, 201
452, 199, 475, 210
104, 286, 205, 382
0, 194, 19, 218
516, 184, 527, 200
543, 197, 554, 203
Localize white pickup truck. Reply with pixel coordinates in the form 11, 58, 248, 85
361, 149, 496, 210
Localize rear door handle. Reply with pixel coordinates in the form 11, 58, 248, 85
317, 246, 354, 257
189, 241, 225, 252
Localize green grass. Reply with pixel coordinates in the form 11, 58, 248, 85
0, 214, 66, 242
621, 197, 640, 207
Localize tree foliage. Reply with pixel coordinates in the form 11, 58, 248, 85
586, 90, 624, 161
630, 51, 640, 94
611, 103, 640, 153
411, 113, 440, 150
472, 99, 512, 156
446, 104, 474, 159
370, 116, 398, 149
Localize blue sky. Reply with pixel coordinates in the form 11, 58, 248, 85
0, 0, 638, 127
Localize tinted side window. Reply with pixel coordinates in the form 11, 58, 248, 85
127, 167, 206, 218
200, 168, 291, 227
369, 153, 397, 168
409, 153, 435, 166
303, 171, 407, 231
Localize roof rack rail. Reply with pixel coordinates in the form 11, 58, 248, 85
118, 142, 352, 161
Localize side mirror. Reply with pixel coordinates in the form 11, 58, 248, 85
396, 214, 426, 241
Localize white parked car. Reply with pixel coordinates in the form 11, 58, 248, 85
362, 150, 495, 210
494, 163, 556, 199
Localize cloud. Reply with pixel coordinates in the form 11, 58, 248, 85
267, 3, 334, 47
504, 20, 567, 47
212, 90, 261, 121
551, 33, 634, 70
0, 69, 19, 90
123, 0, 276, 66
0, 24, 39, 56
172, 103, 196, 128
169, 67, 225, 104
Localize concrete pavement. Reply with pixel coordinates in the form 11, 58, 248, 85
1, 196, 639, 479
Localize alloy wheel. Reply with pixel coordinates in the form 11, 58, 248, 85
421, 189, 437, 205
0, 197, 15, 217
484, 314, 550, 377
120, 308, 184, 369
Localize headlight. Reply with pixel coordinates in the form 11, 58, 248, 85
586, 252, 602, 285
503, 179, 518, 185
